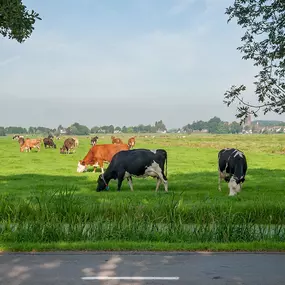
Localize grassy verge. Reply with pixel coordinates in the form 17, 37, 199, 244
1, 241, 285, 253
0, 189, 284, 251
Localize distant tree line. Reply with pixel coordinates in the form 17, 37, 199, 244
182, 116, 243, 134
2, 117, 285, 137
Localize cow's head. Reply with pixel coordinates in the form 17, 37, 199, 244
228, 176, 245, 194
77, 160, 87, 173
60, 147, 65, 154
96, 174, 109, 192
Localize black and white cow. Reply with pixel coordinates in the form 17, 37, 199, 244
96, 148, 168, 192
218, 148, 247, 196
90, 136, 99, 146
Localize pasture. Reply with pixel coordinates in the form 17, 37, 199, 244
0, 134, 285, 252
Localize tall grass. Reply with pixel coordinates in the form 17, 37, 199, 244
0, 188, 284, 244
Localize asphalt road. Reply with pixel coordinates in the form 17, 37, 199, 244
0, 251, 285, 285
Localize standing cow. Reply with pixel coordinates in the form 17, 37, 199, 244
13, 135, 24, 140
127, 136, 136, 149
96, 148, 168, 192
90, 136, 99, 146
218, 148, 247, 196
111, 136, 123, 144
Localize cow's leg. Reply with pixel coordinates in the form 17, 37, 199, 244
127, 176, 134, 191
117, 178, 124, 191
218, 171, 223, 192
155, 178, 161, 192
99, 161, 104, 174
156, 173, 168, 192
163, 180, 168, 192
117, 171, 125, 191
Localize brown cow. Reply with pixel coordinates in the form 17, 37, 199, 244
60, 138, 76, 154
111, 135, 124, 144
19, 137, 41, 152
77, 143, 130, 173
127, 136, 136, 149
72, 137, 79, 147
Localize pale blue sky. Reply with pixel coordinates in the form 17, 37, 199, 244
0, 0, 283, 129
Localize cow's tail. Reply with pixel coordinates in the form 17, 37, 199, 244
165, 151, 167, 178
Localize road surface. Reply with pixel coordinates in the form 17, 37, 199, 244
0, 251, 284, 284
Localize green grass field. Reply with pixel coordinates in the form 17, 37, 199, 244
0, 133, 285, 252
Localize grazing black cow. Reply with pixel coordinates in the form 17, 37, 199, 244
90, 136, 99, 146
96, 149, 168, 192
218, 148, 247, 196
43, 137, 56, 148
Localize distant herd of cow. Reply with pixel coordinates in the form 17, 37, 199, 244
12, 134, 247, 196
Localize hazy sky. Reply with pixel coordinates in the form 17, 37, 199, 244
0, 0, 283, 129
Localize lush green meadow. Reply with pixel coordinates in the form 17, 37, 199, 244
0, 133, 285, 252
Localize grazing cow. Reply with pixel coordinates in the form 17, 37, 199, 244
111, 136, 123, 144
19, 138, 41, 152
60, 138, 76, 154
43, 137, 56, 148
90, 136, 99, 146
218, 148, 247, 196
77, 143, 130, 173
96, 148, 168, 192
127, 136, 136, 149
72, 137, 79, 147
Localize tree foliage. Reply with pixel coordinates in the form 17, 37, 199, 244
0, 127, 6, 136
224, 0, 285, 123
182, 116, 243, 134
67, 122, 90, 136
0, 0, 41, 43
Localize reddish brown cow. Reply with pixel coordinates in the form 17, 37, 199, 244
77, 143, 130, 173
111, 136, 124, 144
127, 136, 136, 149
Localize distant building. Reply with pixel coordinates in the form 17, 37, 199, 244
244, 114, 252, 126
60, 129, 67, 134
